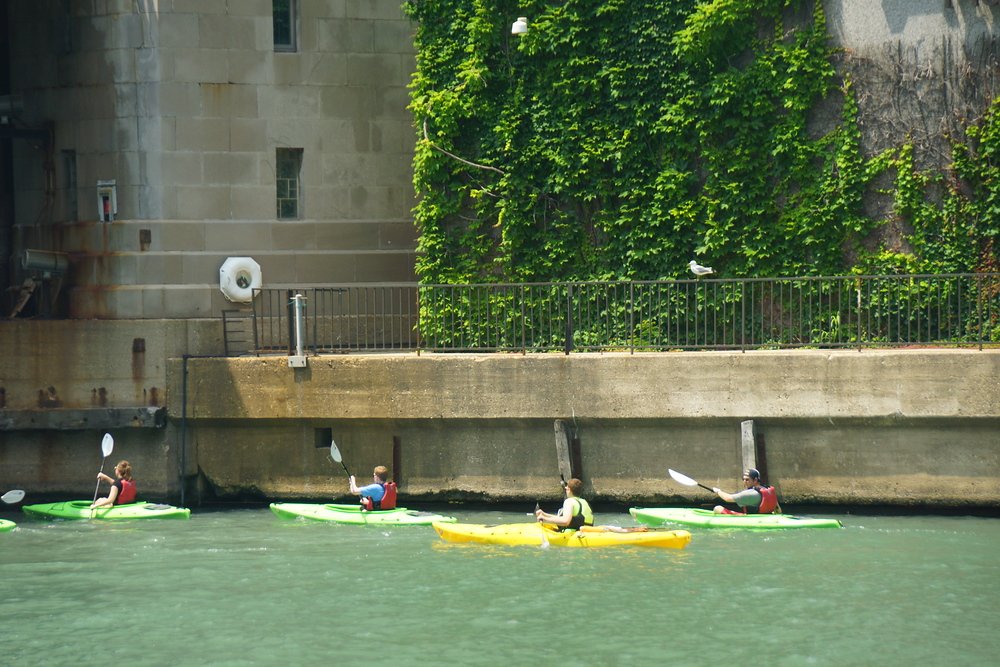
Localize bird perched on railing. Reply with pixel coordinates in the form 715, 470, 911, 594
689, 260, 714, 276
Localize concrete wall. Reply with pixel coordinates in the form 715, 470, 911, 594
1, 317, 998, 508
7, 1, 417, 318
825, 0, 998, 50
0, 318, 219, 500
162, 349, 1000, 508
824, 0, 999, 174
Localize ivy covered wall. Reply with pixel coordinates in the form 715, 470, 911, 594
404, 0, 999, 283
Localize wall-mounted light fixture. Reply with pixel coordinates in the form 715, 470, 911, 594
97, 179, 117, 222
511, 17, 528, 35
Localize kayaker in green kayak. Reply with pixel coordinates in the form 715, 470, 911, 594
91, 460, 137, 509
535, 478, 594, 530
712, 468, 781, 515
348, 465, 398, 510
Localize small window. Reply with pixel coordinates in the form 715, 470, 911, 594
273, 0, 298, 52
315, 427, 332, 448
276, 148, 303, 219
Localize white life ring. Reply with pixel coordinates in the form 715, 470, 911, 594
219, 257, 262, 303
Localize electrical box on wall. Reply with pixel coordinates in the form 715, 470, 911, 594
97, 180, 117, 222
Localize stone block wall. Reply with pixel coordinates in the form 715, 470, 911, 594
7, 1, 417, 319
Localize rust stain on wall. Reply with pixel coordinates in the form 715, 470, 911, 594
37, 386, 62, 408
132, 337, 146, 381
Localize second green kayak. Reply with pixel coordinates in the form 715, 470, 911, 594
269, 502, 457, 525
22, 500, 191, 520
0, 518, 15, 532
630, 507, 842, 530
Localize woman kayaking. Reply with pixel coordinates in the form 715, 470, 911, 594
91, 460, 137, 508
535, 477, 594, 530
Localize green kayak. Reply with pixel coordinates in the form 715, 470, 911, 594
270, 502, 457, 526
630, 507, 842, 530
0, 518, 15, 532
22, 500, 191, 520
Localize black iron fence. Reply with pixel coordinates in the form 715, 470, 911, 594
240, 274, 1000, 356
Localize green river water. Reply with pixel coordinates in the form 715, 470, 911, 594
2, 505, 998, 667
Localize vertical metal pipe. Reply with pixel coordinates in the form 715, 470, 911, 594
180, 355, 188, 508
291, 292, 306, 358
565, 283, 574, 354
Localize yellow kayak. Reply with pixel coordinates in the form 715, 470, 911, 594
432, 521, 691, 549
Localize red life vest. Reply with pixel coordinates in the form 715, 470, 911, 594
360, 482, 397, 511
379, 482, 397, 510
117, 479, 137, 505
756, 485, 778, 514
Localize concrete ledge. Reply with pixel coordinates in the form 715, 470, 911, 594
0, 407, 167, 430
167, 349, 1000, 421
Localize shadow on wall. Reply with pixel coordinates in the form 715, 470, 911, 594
879, 0, 997, 35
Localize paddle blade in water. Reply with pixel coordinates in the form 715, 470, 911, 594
329, 440, 342, 463
101, 433, 114, 458
1, 489, 25, 504
668, 468, 700, 487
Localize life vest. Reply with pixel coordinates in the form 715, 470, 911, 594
563, 497, 594, 530
360, 482, 397, 511
117, 479, 137, 505
730, 485, 777, 515
756, 485, 778, 514
379, 482, 397, 510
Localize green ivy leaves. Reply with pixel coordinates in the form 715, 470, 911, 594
405, 0, 997, 284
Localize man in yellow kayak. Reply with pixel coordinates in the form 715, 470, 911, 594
535, 478, 594, 530
712, 468, 782, 515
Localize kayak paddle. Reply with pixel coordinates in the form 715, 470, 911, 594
2, 489, 25, 504
330, 440, 366, 520
329, 439, 351, 478
92, 433, 115, 504
668, 468, 715, 493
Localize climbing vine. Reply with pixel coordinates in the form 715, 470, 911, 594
404, 0, 998, 284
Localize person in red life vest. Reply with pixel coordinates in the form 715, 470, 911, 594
348, 465, 397, 510
712, 468, 781, 515
91, 460, 137, 508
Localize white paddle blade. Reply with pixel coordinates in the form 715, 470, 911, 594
101, 433, 114, 457
668, 468, 700, 487
1, 489, 25, 504
329, 440, 342, 463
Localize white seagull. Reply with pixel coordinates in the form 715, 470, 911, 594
689, 260, 714, 276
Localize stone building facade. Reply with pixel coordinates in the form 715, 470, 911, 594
1, 0, 417, 319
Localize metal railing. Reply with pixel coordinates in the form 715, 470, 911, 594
241, 274, 1000, 356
